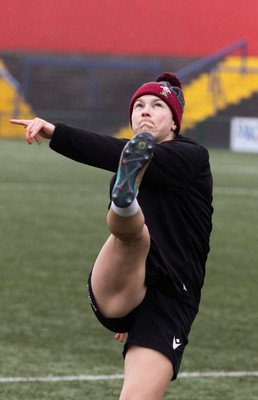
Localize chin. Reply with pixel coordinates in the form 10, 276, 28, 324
140, 127, 154, 134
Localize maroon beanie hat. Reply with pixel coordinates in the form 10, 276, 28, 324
129, 72, 185, 135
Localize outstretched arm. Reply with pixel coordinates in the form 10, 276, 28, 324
10, 118, 128, 172
10, 118, 55, 144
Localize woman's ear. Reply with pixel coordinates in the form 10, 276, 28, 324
171, 122, 177, 131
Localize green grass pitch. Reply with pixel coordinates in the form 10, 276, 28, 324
0, 138, 258, 399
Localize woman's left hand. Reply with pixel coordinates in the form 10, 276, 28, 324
114, 333, 128, 343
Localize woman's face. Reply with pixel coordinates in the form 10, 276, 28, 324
131, 95, 177, 144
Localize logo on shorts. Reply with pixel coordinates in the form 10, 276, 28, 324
172, 336, 182, 350
87, 284, 97, 312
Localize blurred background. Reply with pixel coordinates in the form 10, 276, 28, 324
1, 2, 258, 399
1, 0, 258, 147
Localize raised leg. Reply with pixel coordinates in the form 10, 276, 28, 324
91, 132, 154, 318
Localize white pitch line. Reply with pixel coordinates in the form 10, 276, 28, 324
0, 371, 258, 383
179, 371, 258, 378
0, 374, 124, 383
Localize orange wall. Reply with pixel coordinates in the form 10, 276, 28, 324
0, 0, 257, 56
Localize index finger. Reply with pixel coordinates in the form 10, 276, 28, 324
10, 119, 32, 127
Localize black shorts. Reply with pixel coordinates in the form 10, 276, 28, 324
87, 273, 197, 380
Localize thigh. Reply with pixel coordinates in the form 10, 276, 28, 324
91, 229, 150, 318
120, 345, 173, 400
87, 272, 140, 333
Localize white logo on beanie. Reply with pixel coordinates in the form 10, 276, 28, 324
160, 85, 172, 98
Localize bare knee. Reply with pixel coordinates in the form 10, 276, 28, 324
111, 231, 140, 242
107, 209, 145, 240
111, 225, 151, 254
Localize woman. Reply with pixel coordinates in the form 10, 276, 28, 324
11, 72, 213, 399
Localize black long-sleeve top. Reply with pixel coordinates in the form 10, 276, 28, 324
50, 123, 213, 311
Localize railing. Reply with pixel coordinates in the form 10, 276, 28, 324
0, 61, 22, 117
176, 39, 248, 80
0, 62, 21, 89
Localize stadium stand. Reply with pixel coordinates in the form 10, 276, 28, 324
1, 40, 258, 146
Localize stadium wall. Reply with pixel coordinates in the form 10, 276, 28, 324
0, 0, 257, 56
